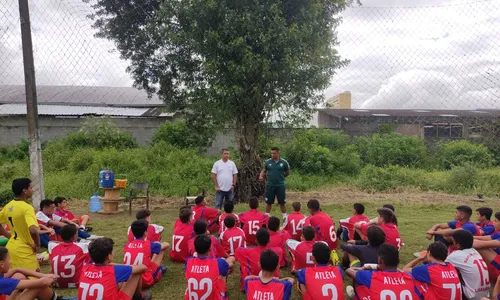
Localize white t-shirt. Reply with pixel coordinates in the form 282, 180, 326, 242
445, 248, 490, 300
36, 211, 62, 225
211, 159, 238, 191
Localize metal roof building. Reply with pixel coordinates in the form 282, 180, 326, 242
0, 85, 173, 118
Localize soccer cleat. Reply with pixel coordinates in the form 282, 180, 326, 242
346, 285, 355, 298
87, 235, 104, 240
159, 264, 168, 275
36, 251, 49, 263
84, 226, 93, 232
141, 289, 152, 300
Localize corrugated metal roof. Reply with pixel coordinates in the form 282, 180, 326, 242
0, 85, 164, 107
0, 104, 175, 117
319, 108, 500, 118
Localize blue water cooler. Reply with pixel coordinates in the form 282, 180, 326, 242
99, 169, 115, 188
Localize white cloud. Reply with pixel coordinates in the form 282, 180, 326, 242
1, 0, 499, 110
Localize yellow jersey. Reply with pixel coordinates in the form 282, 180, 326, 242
0, 199, 40, 270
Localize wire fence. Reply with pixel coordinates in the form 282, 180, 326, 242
1, 0, 500, 201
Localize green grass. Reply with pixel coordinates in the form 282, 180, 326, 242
43, 200, 479, 299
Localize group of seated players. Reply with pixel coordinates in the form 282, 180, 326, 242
2, 191, 500, 300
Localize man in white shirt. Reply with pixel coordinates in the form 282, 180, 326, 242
211, 149, 238, 209
445, 230, 490, 300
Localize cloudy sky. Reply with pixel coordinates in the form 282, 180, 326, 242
1, 0, 499, 109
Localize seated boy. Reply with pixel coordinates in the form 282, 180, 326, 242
218, 202, 240, 234
297, 242, 344, 300
426, 205, 481, 244
188, 219, 227, 258
403, 241, 462, 300
39, 224, 56, 249
48, 224, 90, 288
36, 200, 100, 242
127, 209, 164, 243
185, 234, 235, 299
124, 220, 169, 289
355, 208, 402, 251
79, 238, 147, 300
339, 203, 370, 242
286, 226, 318, 273
346, 244, 420, 299
239, 197, 269, 246
170, 207, 194, 262
282, 202, 306, 241
219, 215, 246, 256
341, 226, 385, 269
244, 249, 293, 300
192, 196, 220, 233
476, 207, 495, 236
235, 228, 283, 290
0, 247, 61, 300
267, 216, 290, 267
54, 197, 91, 232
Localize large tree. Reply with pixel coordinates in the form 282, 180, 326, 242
87, 0, 349, 201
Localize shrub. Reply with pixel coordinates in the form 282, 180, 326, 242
470, 137, 500, 166
152, 120, 215, 151
0, 188, 13, 207
63, 118, 138, 150
293, 128, 349, 151
355, 133, 428, 167
447, 164, 478, 191
282, 131, 360, 176
437, 140, 493, 169
357, 165, 397, 192
0, 139, 29, 163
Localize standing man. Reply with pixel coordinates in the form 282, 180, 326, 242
211, 148, 238, 209
0, 178, 40, 271
259, 147, 290, 225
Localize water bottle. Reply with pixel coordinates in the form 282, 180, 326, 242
89, 193, 101, 213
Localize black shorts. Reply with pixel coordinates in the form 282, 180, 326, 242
265, 185, 286, 205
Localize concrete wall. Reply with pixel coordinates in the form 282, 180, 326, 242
0, 116, 174, 147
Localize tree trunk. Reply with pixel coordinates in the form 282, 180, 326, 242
234, 116, 265, 203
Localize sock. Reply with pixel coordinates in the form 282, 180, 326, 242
265, 213, 271, 216
282, 213, 287, 219
80, 225, 85, 230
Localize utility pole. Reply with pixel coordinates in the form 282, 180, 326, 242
18, 0, 44, 209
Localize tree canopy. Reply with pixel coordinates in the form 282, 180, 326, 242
87, 0, 349, 201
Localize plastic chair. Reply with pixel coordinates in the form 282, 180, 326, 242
129, 183, 149, 216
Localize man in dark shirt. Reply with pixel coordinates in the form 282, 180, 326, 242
341, 225, 385, 268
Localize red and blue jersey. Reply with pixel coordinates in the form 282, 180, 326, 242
235, 246, 282, 290
49, 241, 90, 288
244, 277, 292, 300
448, 221, 480, 236
239, 209, 269, 246
193, 205, 219, 233
477, 221, 495, 236
297, 264, 344, 300
0, 274, 20, 299
411, 263, 461, 300
184, 256, 229, 300
268, 230, 291, 267
188, 235, 227, 258
282, 212, 306, 241
355, 270, 421, 300
78, 264, 132, 300
170, 219, 194, 262
123, 239, 161, 267
304, 212, 337, 250
491, 232, 500, 255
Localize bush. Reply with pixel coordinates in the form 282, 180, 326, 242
447, 164, 478, 191
470, 137, 500, 166
0, 188, 13, 207
0, 139, 29, 163
356, 133, 428, 167
437, 140, 493, 169
282, 130, 360, 176
152, 120, 215, 151
63, 118, 138, 150
357, 165, 398, 192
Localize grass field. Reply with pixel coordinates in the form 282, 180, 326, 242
46, 196, 497, 299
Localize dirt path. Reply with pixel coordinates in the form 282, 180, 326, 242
70, 186, 493, 217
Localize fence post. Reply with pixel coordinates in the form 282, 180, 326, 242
18, 0, 44, 209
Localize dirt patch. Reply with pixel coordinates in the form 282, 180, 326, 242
68, 187, 494, 216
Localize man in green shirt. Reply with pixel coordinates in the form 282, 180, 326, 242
259, 147, 290, 225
